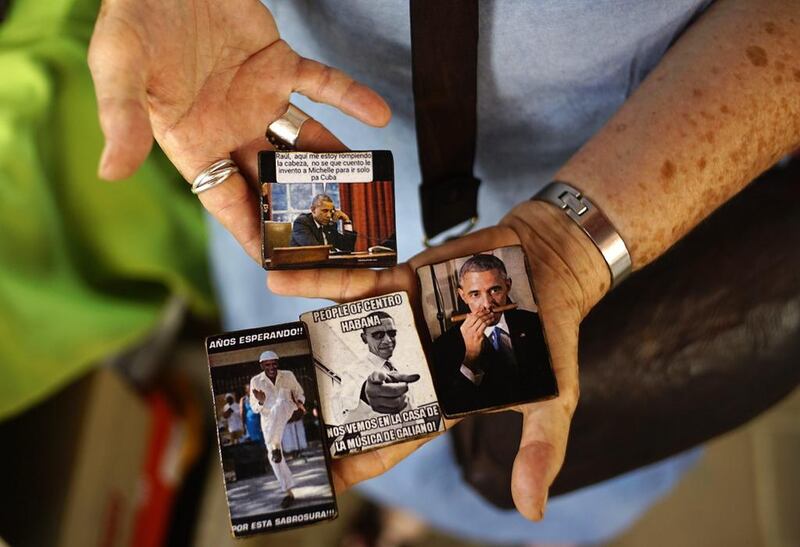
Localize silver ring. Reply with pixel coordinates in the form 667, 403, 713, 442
265, 104, 311, 151
190, 159, 239, 195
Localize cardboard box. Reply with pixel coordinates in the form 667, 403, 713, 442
0, 368, 187, 547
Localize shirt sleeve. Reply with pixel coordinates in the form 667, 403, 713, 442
343, 398, 373, 424
290, 372, 305, 404
341, 373, 365, 417
459, 364, 485, 385
249, 377, 264, 413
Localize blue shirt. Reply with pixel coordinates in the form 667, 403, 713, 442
210, 1, 710, 542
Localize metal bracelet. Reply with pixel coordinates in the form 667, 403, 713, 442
533, 181, 632, 289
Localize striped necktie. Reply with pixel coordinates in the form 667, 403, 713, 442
490, 327, 517, 366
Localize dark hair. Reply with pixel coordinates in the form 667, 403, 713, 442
458, 254, 508, 286
361, 310, 394, 333
311, 194, 334, 209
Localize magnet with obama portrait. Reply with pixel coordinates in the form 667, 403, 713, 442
259, 150, 397, 270
416, 245, 558, 418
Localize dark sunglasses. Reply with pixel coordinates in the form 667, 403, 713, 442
370, 329, 397, 340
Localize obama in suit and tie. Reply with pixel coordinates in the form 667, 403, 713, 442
290, 193, 356, 252
431, 254, 557, 416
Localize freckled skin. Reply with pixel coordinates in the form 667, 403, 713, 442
661, 160, 676, 180
546, 0, 800, 276
746, 45, 768, 66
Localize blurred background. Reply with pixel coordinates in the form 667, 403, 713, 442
0, 1, 797, 546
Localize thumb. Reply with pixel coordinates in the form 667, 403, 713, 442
88, 21, 154, 180
510, 314, 580, 521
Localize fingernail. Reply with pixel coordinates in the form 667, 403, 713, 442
98, 144, 112, 179
540, 491, 549, 517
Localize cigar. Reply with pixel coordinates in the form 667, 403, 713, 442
451, 303, 518, 323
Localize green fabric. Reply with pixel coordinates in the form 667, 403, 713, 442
0, 0, 216, 419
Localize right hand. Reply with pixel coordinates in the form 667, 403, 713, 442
364, 371, 421, 414
460, 309, 494, 367
268, 218, 608, 521
333, 209, 351, 223
88, 0, 390, 260
252, 388, 266, 403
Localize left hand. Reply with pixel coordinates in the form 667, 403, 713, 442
268, 203, 608, 520
292, 394, 306, 415
88, 0, 390, 259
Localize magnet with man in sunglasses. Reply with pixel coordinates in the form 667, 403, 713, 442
302, 291, 445, 457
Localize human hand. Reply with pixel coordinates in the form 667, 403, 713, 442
88, 0, 390, 259
364, 371, 421, 414
460, 309, 494, 367
292, 393, 306, 415
333, 209, 351, 223
252, 388, 266, 403
267, 203, 608, 520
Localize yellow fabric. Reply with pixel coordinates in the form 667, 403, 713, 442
0, 0, 215, 418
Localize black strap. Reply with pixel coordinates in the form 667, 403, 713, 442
410, 0, 481, 239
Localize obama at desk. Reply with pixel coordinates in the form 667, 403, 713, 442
290, 193, 356, 252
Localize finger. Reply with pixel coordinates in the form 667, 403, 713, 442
477, 308, 494, 319
88, 19, 153, 180
473, 313, 492, 328
192, 168, 262, 261
510, 314, 580, 521
293, 57, 391, 127
387, 373, 421, 384
367, 370, 390, 384
371, 382, 409, 398
331, 422, 453, 492
468, 317, 489, 334
268, 263, 416, 303
295, 119, 348, 152
462, 314, 479, 329
474, 311, 494, 325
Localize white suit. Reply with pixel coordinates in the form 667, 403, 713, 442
249, 369, 305, 492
